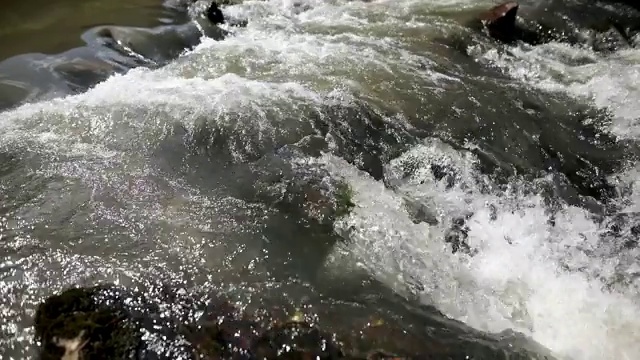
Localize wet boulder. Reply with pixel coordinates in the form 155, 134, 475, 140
34, 286, 143, 360
234, 99, 416, 224
473, 0, 640, 52
205, 1, 225, 25
51, 58, 119, 93
248, 139, 356, 226
90, 21, 225, 66
0, 47, 121, 110
183, 99, 415, 189
473, 1, 579, 47
0, 1, 229, 111
478, 1, 521, 43
309, 101, 417, 180
34, 284, 214, 359
434, 5, 637, 206
33, 283, 561, 360
438, 75, 625, 203
87, 1, 228, 66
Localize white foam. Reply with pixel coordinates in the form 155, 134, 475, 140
0, 69, 330, 161
320, 137, 640, 360
460, 42, 640, 357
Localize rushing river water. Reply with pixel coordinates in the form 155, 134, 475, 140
1, 0, 639, 359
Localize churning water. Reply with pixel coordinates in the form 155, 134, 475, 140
1, 0, 639, 359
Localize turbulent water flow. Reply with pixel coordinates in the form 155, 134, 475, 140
1, 0, 640, 359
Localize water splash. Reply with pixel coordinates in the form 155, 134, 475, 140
323, 137, 640, 360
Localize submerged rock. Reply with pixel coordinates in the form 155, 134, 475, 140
248, 141, 357, 226
473, 1, 574, 46
309, 101, 417, 180
91, 3, 227, 67
0, 47, 122, 110
0, 1, 229, 110
431, 3, 637, 208
182, 97, 415, 191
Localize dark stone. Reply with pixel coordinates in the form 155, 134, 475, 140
33, 284, 562, 360
475, 2, 546, 45
34, 286, 142, 360
479, 1, 520, 43
184, 99, 415, 182
206, 2, 225, 25
90, 19, 226, 67
475, 0, 640, 51
590, 23, 633, 52
402, 197, 439, 226
444, 213, 475, 255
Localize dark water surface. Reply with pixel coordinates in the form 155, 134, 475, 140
1, 0, 640, 359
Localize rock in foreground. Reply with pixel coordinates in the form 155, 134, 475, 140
34, 284, 559, 360
474, 0, 640, 52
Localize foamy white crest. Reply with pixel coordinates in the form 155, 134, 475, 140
0, 69, 326, 156
473, 42, 640, 339
185, 24, 451, 89
321, 138, 640, 360
178, 0, 460, 96
373, 0, 488, 13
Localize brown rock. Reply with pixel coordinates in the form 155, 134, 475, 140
479, 1, 520, 43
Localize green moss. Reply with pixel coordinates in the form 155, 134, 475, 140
334, 181, 355, 218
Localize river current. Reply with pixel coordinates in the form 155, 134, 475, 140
1, 0, 639, 359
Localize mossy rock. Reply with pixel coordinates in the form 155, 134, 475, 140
34, 286, 142, 360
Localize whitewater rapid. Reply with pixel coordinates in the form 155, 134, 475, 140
323, 20, 640, 360
1, 0, 639, 359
